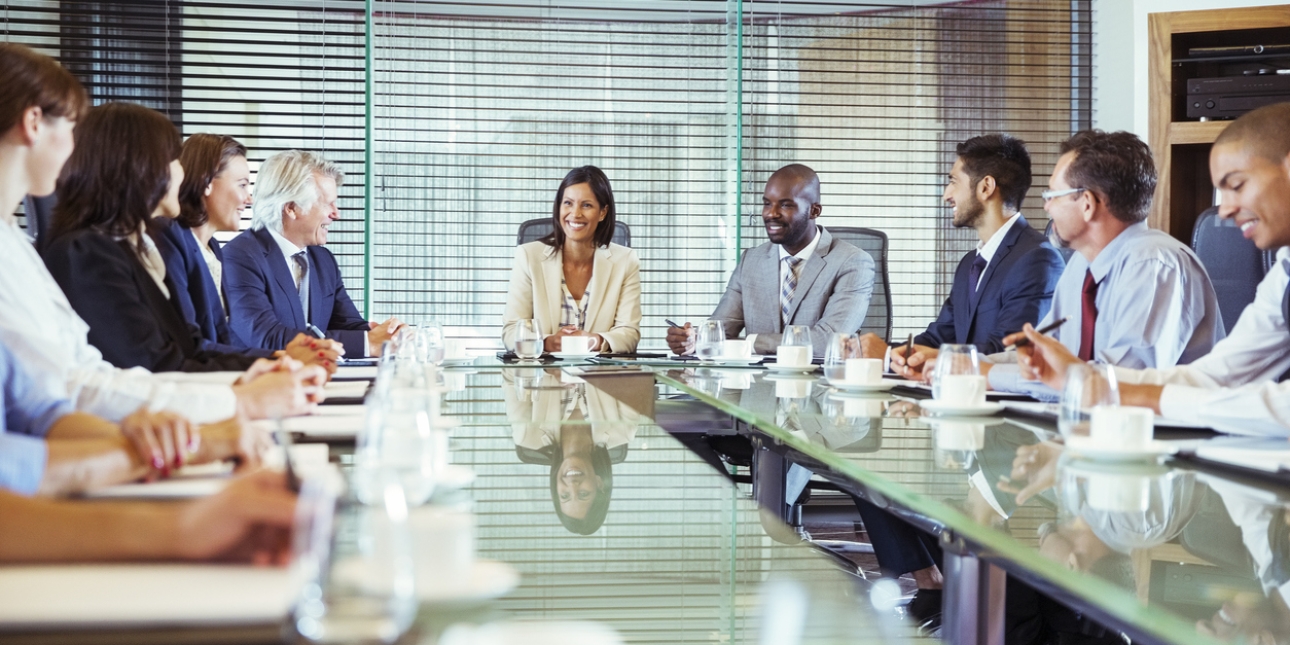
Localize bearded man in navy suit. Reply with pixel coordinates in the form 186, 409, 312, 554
861, 134, 1065, 376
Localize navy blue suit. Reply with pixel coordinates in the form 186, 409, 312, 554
914, 216, 1065, 354
222, 227, 370, 357
156, 220, 272, 358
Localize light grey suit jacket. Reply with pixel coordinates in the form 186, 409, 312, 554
712, 226, 874, 356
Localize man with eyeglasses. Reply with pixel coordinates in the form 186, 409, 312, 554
984, 130, 1224, 398
1013, 103, 1290, 436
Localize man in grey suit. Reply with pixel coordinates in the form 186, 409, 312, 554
667, 164, 875, 357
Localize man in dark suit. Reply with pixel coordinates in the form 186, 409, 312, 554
861, 134, 1065, 376
665, 164, 875, 357
223, 151, 402, 358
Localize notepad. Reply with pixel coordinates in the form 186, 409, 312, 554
281, 414, 365, 438
0, 564, 297, 629
333, 365, 379, 380
324, 381, 371, 400
83, 445, 331, 500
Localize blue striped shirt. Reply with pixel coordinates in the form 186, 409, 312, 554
0, 341, 74, 494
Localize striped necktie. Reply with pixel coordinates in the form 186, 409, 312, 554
781, 256, 804, 324
293, 251, 310, 324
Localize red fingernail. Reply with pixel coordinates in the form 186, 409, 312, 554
152, 456, 164, 470
318, 351, 325, 357
174, 454, 183, 468
310, 342, 317, 349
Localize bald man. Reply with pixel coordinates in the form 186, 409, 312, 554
1014, 102, 1290, 436
667, 164, 875, 357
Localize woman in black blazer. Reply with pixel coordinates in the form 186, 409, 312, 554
42, 102, 257, 373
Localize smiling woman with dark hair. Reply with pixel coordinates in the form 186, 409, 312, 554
502, 165, 641, 354
42, 102, 259, 373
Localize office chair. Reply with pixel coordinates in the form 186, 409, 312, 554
22, 193, 58, 252
1043, 219, 1076, 264
826, 227, 892, 342
1191, 206, 1268, 335
516, 218, 632, 248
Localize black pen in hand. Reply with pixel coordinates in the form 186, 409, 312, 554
665, 319, 683, 329
1008, 317, 1069, 349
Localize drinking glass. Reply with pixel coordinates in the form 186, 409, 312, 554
354, 384, 438, 507
930, 344, 981, 400
782, 325, 812, 348
514, 319, 542, 360
695, 320, 725, 361
823, 332, 859, 381
416, 321, 445, 366
388, 325, 417, 362
292, 473, 416, 645
778, 325, 813, 367
1058, 363, 1120, 439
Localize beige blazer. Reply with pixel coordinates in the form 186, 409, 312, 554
502, 241, 641, 352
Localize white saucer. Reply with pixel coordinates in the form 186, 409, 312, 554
826, 378, 896, 392
919, 400, 1005, 416
435, 464, 476, 490
765, 363, 818, 374
765, 372, 820, 382
551, 351, 598, 360
1065, 436, 1174, 462
708, 356, 764, 366
826, 389, 892, 401
418, 559, 520, 604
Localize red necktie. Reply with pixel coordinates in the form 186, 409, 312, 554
1078, 269, 1099, 361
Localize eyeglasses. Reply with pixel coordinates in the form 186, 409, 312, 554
1041, 187, 1087, 203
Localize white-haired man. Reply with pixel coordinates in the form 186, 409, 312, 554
224, 150, 402, 358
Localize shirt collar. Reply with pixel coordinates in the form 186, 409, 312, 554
1088, 221, 1150, 283
778, 225, 822, 262
1277, 246, 1290, 276
976, 212, 1022, 263
266, 227, 304, 259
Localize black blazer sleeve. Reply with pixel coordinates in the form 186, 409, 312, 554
43, 230, 257, 373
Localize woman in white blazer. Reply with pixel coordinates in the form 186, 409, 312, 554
502, 166, 641, 353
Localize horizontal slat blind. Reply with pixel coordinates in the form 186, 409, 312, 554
3, 0, 1090, 349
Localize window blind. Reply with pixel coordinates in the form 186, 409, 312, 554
3, 0, 1091, 349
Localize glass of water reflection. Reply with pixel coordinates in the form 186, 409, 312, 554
514, 319, 542, 360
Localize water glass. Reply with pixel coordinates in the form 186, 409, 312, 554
823, 333, 859, 381
355, 385, 438, 506
416, 321, 445, 365
778, 325, 813, 367
930, 344, 981, 401
695, 320, 725, 361
292, 474, 416, 645
1058, 363, 1120, 439
514, 319, 542, 360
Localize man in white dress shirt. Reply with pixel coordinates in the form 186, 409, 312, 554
1014, 102, 1290, 436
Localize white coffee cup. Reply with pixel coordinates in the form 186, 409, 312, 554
844, 358, 883, 384
408, 507, 476, 592
936, 374, 987, 406
560, 336, 595, 354
444, 338, 469, 361
722, 339, 752, 359
1086, 472, 1153, 512
776, 345, 811, 368
1089, 405, 1154, 451
775, 378, 812, 399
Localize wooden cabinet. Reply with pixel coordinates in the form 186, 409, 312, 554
1148, 5, 1290, 241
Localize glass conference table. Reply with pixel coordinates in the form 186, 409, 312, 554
567, 358, 1287, 645
0, 362, 912, 645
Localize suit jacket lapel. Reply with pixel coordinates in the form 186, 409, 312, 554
966, 217, 1026, 330
583, 246, 613, 330
255, 228, 305, 327
784, 227, 829, 328
541, 249, 563, 332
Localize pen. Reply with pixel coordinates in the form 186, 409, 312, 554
273, 421, 302, 494
899, 332, 913, 363
307, 324, 326, 339
1009, 317, 1069, 349
665, 319, 682, 328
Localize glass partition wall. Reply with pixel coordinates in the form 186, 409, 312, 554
3, 0, 1091, 348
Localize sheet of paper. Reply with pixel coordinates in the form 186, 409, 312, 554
282, 414, 364, 438
310, 403, 366, 417
83, 445, 331, 500
333, 365, 379, 380
325, 380, 370, 400
1001, 401, 1214, 430
1194, 437, 1290, 473
0, 564, 296, 628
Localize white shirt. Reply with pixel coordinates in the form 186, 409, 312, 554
748, 226, 822, 349
0, 217, 237, 423
266, 227, 306, 289
975, 212, 1023, 290
1115, 247, 1290, 437
191, 227, 224, 303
